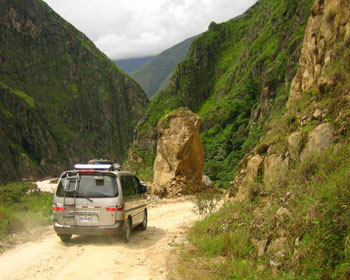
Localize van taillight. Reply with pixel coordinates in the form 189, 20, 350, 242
53, 204, 65, 211
106, 205, 123, 211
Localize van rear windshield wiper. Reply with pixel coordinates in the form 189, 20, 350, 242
77, 194, 94, 202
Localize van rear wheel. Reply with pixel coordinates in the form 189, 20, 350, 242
124, 218, 131, 243
58, 234, 72, 242
140, 209, 147, 231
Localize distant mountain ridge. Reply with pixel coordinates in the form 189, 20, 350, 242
131, 35, 198, 99
113, 56, 154, 73
0, 0, 148, 182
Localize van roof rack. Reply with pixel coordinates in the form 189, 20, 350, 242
88, 159, 114, 165
74, 161, 122, 171
74, 164, 112, 170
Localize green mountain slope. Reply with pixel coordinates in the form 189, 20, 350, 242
132, 0, 313, 187
0, 0, 148, 183
113, 56, 154, 74
131, 35, 198, 99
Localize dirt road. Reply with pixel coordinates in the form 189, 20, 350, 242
0, 199, 199, 280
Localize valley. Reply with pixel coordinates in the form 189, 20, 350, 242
1, 0, 350, 278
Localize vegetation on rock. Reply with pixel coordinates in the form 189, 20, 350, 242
174, 143, 350, 279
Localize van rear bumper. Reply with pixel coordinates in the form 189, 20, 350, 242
54, 220, 125, 236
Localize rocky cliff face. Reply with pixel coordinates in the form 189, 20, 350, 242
232, 0, 350, 200
0, 0, 148, 182
152, 108, 205, 197
175, 1, 350, 277
218, 0, 350, 277
288, 0, 350, 107
0, 85, 50, 181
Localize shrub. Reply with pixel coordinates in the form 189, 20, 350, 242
192, 191, 220, 217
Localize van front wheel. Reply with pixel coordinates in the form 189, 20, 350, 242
124, 218, 131, 243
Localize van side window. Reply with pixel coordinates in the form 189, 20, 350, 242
121, 176, 136, 197
132, 176, 142, 194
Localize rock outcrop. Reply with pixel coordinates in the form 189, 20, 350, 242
288, 131, 304, 161
235, 155, 263, 201
263, 154, 289, 189
300, 123, 334, 161
231, 0, 346, 201
287, 0, 350, 107
225, 0, 348, 274
152, 108, 205, 197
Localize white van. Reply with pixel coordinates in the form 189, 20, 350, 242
53, 162, 147, 242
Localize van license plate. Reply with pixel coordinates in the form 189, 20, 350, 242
79, 215, 95, 222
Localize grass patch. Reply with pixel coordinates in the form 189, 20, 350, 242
0, 181, 52, 242
0, 100, 13, 118
0, 81, 35, 108
175, 144, 350, 279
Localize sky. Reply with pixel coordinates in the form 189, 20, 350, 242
43, 0, 257, 60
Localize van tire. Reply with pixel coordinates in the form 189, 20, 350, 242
124, 218, 131, 243
140, 209, 147, 231
58, 234, 72, 242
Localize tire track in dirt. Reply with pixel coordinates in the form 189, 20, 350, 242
0, 199, 199, 280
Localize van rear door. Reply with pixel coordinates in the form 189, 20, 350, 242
56, 173, 119, 226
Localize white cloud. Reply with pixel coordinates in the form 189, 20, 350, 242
44, 0, 257, 59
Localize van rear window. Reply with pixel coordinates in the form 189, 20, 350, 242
56, 174, 118, 198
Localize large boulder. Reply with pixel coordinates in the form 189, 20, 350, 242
153, 107, 205, 197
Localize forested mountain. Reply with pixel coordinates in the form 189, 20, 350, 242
0, 0, 148, 182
